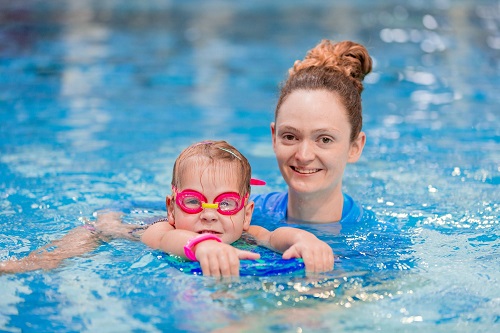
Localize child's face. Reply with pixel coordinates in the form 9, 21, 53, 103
167, 164, 253, 244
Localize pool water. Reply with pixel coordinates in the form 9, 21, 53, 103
1, 0, 499, 332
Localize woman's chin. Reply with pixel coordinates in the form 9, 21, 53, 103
288, 180, 318, 195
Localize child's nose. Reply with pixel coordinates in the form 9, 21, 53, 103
200, 206, 218, 222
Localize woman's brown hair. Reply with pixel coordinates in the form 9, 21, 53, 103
275, 39, 373, 142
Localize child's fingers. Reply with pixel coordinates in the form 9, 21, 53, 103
236, 250, 260, 260
215, 255, 230, 277
310, 249, 334, 272
227, 254, 240, 276
283, 246, 334, 272
199, 252, 241, 277
198, 246, 258, 277
204, 256, 221, 277
302, 252, 316, 272
281, 247, 300, 260
325, 250, 335, 271
196, 253, 212, 276
216, 253, 240, 277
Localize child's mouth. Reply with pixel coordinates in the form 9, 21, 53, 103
199, 230, 221, 235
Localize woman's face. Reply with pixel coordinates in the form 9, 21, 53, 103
272, 89, 365, 197
167, 164, 254, 244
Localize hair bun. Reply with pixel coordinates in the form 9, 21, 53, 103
289, 39, 372, 93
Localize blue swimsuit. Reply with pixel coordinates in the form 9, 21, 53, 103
250, 191, 363, 224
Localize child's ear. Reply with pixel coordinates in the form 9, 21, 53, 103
242, 200, 254, 231
166, 195, 175, 226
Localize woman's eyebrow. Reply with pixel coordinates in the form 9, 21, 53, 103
278, 125, 340, 135
311, 128, 341, 135
276, 125, 299, 133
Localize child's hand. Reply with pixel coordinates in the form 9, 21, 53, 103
193, 240, 260, 277
281, 232, 334, 273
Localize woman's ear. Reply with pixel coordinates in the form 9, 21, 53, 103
348, 131, 366, 163
242, 200, 254, 231
166, 195, 175, 226
271, 122, 277, 151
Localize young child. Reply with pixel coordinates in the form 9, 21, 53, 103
1, 140, 333, 277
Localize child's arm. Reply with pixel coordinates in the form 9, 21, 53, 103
248, 225, 334, 273
0, 226, 99, 274
0, 211, 127, 275
141, 222, 260, 277
0, 212, 137, 274
92, 211, 142, 240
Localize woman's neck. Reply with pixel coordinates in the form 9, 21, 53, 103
286, 188, 344, 223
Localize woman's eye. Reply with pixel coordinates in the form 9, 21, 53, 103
320, 137, 333, 144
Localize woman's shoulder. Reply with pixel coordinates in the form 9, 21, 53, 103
250, 191, 288, 221
251, 191, 288, 206
341, 193, 364, 223
251, 191, 366, 224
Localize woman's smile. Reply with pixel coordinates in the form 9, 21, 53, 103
290, 166, 322, 174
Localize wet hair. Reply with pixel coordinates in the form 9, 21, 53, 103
275, 39, 373, 142
171, 140, 251, 196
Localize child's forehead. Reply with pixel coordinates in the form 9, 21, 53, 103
178, 158, 242, 187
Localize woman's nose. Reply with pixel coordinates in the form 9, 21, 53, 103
295, 140, 315, 163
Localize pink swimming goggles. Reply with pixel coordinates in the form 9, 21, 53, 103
174, 189, 246, 216
173, 178, 265, 216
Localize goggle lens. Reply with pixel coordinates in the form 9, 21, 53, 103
215, 194, 241, 214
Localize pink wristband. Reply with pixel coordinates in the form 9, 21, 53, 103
183, 234, 222, 261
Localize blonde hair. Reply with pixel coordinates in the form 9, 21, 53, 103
171, 140, 251, 196
276, 39, 373, 142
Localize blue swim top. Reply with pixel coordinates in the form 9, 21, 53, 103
250, 191, 363, 224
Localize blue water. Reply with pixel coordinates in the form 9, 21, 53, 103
1, 0, 499, 332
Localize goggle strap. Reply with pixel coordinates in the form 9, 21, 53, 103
250, 178, 266, 186
218, 147, 242, 160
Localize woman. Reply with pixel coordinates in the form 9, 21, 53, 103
252, 39, 372, 223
